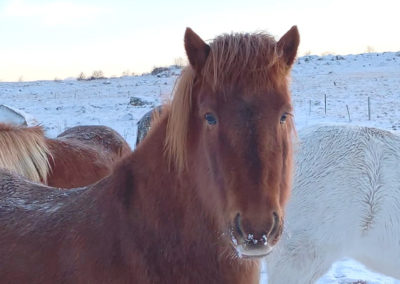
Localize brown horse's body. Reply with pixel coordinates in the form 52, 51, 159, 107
0, 117, 259, 283
48, 125, 131, 188
0, 123, 131, 188
0, 26, 299, 283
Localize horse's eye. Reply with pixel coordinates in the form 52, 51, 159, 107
280, 113, 289, 124
205, 113, 217, 125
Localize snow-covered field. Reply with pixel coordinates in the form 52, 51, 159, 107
1, 51, 400, 283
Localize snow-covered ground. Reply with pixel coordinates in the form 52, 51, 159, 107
1, 51, 400, 283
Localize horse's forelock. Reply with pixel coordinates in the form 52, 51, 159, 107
203, 32, 288, 92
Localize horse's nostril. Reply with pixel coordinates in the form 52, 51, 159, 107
273, 211, 279, 223
234, 213, 244, 237
269, 211, 280, 238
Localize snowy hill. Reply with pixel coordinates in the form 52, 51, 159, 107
1, 52, 400, 283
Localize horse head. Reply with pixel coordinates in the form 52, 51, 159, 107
166, 26, 299, 258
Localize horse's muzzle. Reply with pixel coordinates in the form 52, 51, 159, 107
230, 212, 281, 258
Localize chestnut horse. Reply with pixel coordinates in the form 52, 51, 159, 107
0, 123, 131, 188
0, 26, 299, 283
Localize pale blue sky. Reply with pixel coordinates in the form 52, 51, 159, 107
1, 0, 399, 81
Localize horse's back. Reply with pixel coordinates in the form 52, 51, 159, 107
57, 125, 131, 158
266, 124, 400, 283
0, 169, 83, 227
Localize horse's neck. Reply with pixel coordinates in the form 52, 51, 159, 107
104, 116, 259, 282
126, 116, 199, 219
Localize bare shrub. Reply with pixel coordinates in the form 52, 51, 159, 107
89, 70, 105, 80
151, 66, 169, 75
77, 72, 86, 81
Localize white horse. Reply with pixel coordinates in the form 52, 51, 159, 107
266, 124, 400, 283
0, 104, 37, 126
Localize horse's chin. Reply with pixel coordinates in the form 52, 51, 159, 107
234, 244, 274, 259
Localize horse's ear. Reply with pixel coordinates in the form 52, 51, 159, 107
184, 28, 210, 73
277, 26, 300, 68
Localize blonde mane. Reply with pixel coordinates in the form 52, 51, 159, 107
165, 67, 195, 170
165, 32, 290, 171
0, 123, 52, 183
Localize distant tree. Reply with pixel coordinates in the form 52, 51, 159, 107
90, 70, 105, 80
77, 72, 86, 81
